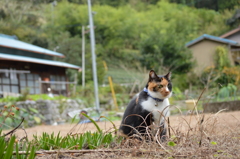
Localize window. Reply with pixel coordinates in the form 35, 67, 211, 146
49, 75, 67, 94
0, 72, 19, 93
2, 77, 10, 84
11, 86, 19, 93
3, 85, 10, 92
19, 73, 40, 94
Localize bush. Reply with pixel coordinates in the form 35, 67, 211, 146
214, 46, 231, 70
217, 83, 237, 101
0, 103, 44, 129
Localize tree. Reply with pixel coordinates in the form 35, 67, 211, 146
1, 0, 236, 86
139, 33, 193, 74
47, 32, 106, 84
170, 0, 240, 12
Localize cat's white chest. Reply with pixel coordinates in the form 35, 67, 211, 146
141, 97, 170, 125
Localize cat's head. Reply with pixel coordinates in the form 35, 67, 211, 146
146, 70, 172, 99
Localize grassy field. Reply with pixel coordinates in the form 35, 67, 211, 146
103, 66, 148, 85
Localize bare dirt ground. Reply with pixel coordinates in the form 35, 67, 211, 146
4, 110, 240, 140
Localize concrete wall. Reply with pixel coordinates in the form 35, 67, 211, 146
203, 100, 240, 113
188, 40, 231, 75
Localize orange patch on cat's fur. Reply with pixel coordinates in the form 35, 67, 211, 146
148, 82, 157, 91
136, 97, 139, 104
160, 78, 170, 97
148, 78, 169, 91
161, 78, 169, 86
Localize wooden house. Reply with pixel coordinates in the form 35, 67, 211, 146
220, 26, 240, 65
0, 34, 80, 97
186, 34, 240, 75
220, 26, 240, 43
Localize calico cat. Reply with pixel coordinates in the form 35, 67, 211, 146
119, 70, 172, 140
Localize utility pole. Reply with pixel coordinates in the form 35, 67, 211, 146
87, 0, 100, 114
82, 26, 85, 88
51, 0, 57, 25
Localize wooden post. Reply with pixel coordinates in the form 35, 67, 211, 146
108, 76, 118, 111
103, 61, 108, 71
73, 73, 77, 96
38, 78, 42, 94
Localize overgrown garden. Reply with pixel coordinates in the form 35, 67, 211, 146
1, 0, 240, 158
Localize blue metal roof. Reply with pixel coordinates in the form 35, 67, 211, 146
0, 34, 18, 40
186, 34, 239, 47
0, 53, 80, 70
0, 36, 64, 57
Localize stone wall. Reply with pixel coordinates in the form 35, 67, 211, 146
203, 100, 240, 113
0, 99, 87, 126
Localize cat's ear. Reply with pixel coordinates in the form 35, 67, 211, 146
165, 72, 171, 79
149, 70, 158, 80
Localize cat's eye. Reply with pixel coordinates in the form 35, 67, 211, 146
158, 85, 163, 88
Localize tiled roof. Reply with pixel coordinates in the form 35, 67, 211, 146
0, 53, 80, 70
186, 34, 240, 47
0, 35, 64, 58
220, 27, 240, 38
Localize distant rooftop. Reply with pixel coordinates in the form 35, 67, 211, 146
220, 26, 240, 38
186, 34, 240, 47
0, 34, 64, 58
0, 34, 18, 40
0, 53, 80, 70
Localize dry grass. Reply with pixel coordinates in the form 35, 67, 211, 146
33, 110, 240, 159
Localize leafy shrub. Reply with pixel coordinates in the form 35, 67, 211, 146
18, 88, 30, 101
0, 103, 44, 129
0, 104, 21, 129
214, 46, 231, 70
222, 66, 240, 85
217, 83, 237, 101
172, 87, 185, 100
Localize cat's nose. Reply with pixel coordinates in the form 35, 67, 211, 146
165, 91, 170, 95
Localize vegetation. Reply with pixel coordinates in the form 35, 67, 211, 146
215, 46, 232, 70
0, 134, 36, 159
197, 46, 240, 101
0, 125, 119, 158
1, 0, 240, 99
0, 103, 44, 129
0, 113, 121, 158
1, 1, 240, 158
170, 0, 240, 12
0, 0, 238, 84
1, 105, 240, 158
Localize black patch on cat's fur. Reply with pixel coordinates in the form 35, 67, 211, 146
119, 91, 152, 137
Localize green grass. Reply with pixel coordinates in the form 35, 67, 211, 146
0, 94, 67, 103
103, 67, 146, 85
0, 134, 36, 159
0, 115, 121, 158
0, 130, 120, 158
31, 131, 118, 150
